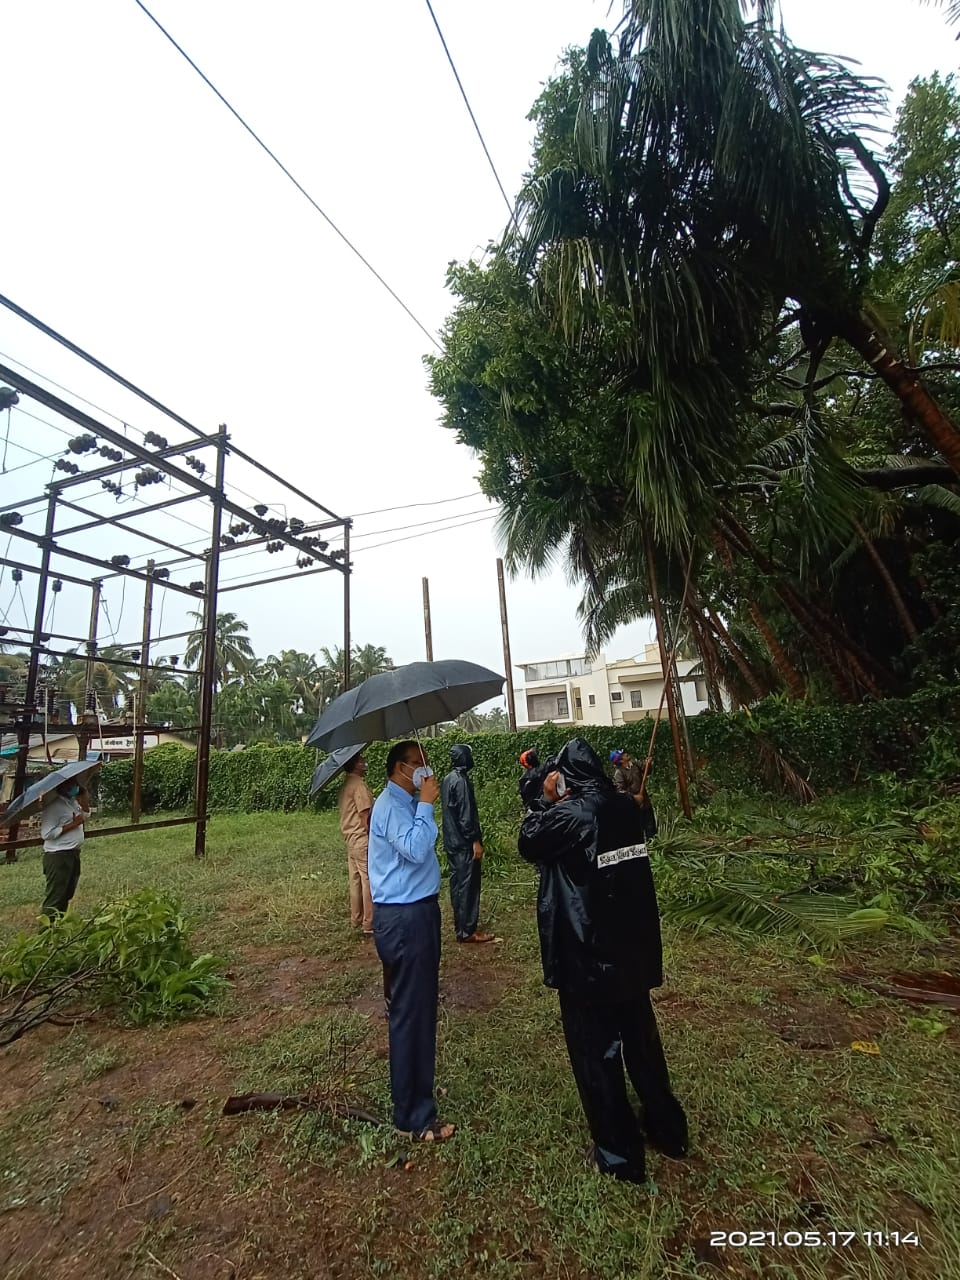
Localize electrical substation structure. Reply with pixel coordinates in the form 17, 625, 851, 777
0, 294, 351, 860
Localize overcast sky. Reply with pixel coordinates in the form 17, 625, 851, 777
0, 1, 954, 704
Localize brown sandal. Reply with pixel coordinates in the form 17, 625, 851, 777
459, 932, 495, 944
399, 1122, 456, 1143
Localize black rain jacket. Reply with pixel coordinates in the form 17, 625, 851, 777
518, 738, 663, 1000
519, 755, 557, 809
440, 744, 482, 856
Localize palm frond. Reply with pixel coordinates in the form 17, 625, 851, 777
919, 0, 960, 30
914, 483, 960, 519
664, 880, 889, 948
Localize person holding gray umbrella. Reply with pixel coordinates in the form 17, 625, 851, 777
306, 659, 505, 1141
40, 777, 92, 918
0, 760, 100, 917
337, 750, 375, 936
368, 739, 454, 1143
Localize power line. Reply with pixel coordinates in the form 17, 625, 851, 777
349, 490, 483, 518
353, 511, 496, 555
132, 0, 442, 352
215, 511, 497, 586
1, 346, 325, 525
423, 0, 517, 228
351, 506, 492, 541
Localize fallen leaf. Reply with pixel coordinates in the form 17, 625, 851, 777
850, 1041, 881, 1055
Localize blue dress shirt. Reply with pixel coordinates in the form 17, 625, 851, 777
368, 780, 441, 905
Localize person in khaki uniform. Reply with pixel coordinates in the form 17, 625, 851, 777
338, 752, 374, 935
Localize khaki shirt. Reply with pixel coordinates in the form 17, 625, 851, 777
338, 774, 373, 847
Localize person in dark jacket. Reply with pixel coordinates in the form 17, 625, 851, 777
518, 738, 688, 1184
518, 748, 557, 810
440, 745, 494, 944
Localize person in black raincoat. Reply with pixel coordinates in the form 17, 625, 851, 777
518, 737, 688, 1184
518, 748, 557, 810
440, 745, 494, 944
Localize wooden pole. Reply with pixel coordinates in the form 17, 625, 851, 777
422, 577, 434, 735
194, 425, 226, 858
131, 562, 154, 824
644, 529, 692, 818
496, 558, 517, 733
342, 520, 352, 692
78, 579, 102, 763
422, 577, 434, 661
7, 490, 57, 862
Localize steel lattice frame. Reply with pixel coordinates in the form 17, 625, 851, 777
0, 299, 351, 860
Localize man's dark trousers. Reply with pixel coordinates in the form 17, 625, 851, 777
448, 851, 481, 940
558, 988, 688, 1182
42, 849, 81, 918
373, 895, 441, 1133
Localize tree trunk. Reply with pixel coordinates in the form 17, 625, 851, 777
687, 603, 726, 711
644, 528, 692, 818
711, 525, 807, 698
717, 511, 893, 700
852, 520, 920, 643
748, 601, 808, 699
703, 605, 770, 703
838, 311, 960, 477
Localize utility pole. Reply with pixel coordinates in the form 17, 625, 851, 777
7, 490, 57, 862
644, 529, 692, 818
131, 562, 154, 824
194, 425, 227, 859
422, 577, 435, 735
496, 558, 517, 733
78, 579, 102, 763
342, 520, 352, 693
422, 577, 434, 661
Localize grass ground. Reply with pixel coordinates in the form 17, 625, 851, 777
0, 809, 958, 1280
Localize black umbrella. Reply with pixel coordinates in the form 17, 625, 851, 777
306, 660, 504, 752
0, 759, 101, 829
309, 743, 366, 798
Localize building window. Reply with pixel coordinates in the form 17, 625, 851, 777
695, 679, 708, 702
527, 692, 571, 721
588, 693, 596, 707
524, 657, 594, 682
630, 689, 644, 709
610, 690, 623, 703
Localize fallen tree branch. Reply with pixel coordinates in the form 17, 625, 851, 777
221, 1093, 382, 1125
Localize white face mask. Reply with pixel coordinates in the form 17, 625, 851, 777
401, 762, 433, 789
555, 773, 567, 798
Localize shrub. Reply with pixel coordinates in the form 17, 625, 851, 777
0, 889, 227, 1043
98, 688, 960, 821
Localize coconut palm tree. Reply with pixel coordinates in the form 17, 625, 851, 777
184, 611, 255, 691
319, 645, 350, 702
515, 1, 960, 476
352, 644, 394, 682
263, 650, 324, 715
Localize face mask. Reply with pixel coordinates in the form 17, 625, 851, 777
412, 765, 433, 789
555, 773, 567, 798
66, 784, 80, 798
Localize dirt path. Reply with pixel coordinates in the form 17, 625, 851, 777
0, 927, 524, 1280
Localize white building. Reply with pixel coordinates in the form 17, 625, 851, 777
515, 645, 712, 729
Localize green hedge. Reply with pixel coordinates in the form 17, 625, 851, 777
98, 688, 960, 817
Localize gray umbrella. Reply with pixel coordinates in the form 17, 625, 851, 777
309, 743, 366, 798
0, 759, 101, 829
306, 660, 504, 751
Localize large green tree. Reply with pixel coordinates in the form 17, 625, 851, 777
429, 10, 960, 704
184, 612, 255, 691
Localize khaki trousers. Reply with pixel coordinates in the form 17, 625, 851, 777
346, 839, 373, 932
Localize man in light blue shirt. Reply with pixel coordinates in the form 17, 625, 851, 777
369, 740, 454, 1143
